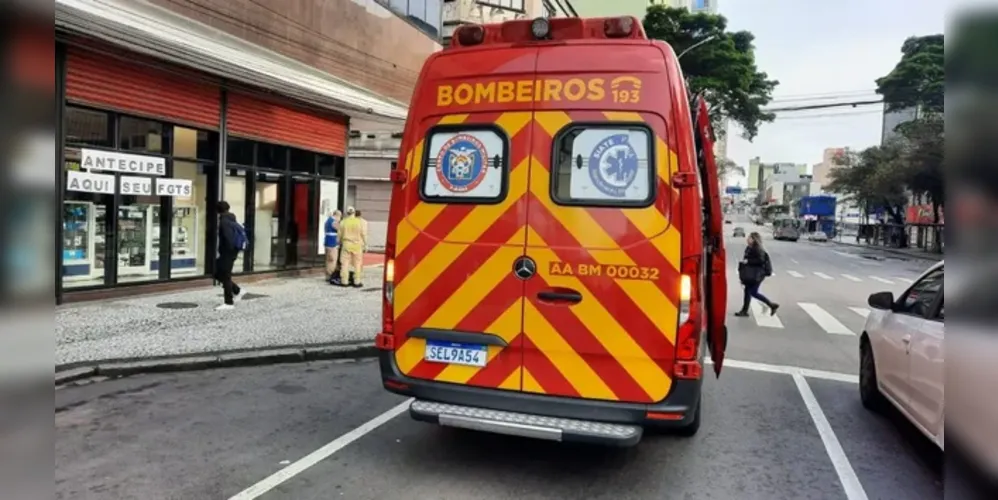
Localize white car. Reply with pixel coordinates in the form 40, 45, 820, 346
859, 261, 944, 449
807, 231, 828, 242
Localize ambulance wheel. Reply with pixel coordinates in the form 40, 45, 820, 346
674, 397, 702, 437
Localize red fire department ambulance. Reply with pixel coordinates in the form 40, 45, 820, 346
375, 15, 728, 446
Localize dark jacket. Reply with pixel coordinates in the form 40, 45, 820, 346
218, 212, 241, 258
740, 244, 770, 284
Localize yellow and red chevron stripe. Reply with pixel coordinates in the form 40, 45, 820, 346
391, 110, 683, 404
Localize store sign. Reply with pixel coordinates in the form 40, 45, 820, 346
120, 176, 153, 195
66, 170, 114, 194
82, 149, 166, 176
156, 178, 193, 198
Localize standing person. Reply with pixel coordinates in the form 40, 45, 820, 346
337, 206, 365, 287
215, 201, 246, 310
735, 232, 779, 317
324, 209, 341, 282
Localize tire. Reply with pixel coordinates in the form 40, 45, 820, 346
674, 397, 702, 437
860, 337, 885, 412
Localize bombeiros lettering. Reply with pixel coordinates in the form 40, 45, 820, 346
436, 76, 643, 107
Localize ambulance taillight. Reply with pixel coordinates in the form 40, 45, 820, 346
604, 16, 635, 38
376, 243, 396, 351
674, 256, 703, 380
454, 24, 485, 47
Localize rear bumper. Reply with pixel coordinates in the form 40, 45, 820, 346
379, 350, 702, 444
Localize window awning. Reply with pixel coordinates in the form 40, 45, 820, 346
55, 0, 409, 126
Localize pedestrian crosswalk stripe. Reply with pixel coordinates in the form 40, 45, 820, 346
813, 272, 834, 280
787, 270, 804, 278
849, 307, 870, 318
869, 276, 894, 284
750, 300, 784, 328
799, 302, 856, 336
842, 274, 862, 282
897, 278, 914, 284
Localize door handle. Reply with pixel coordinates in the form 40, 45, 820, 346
537, 289, 583, 304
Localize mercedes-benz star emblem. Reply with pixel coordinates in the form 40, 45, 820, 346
512, 256, 537, 280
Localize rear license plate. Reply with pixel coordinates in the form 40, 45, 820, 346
424, 340, 487, 367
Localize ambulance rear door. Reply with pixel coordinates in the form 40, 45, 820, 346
389, 48, 538, 394
521, 44, 681, 404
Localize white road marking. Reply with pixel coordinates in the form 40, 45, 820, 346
706, 358, 858, 384
799, 302, 855, 336
813, 272, 834, 280
228, 399, 412, 500
791, 258, 800, 264
849, 307, 870, 318
833, 251, 856, 258
897, 277, 914, 284
869, 276, 894, 284
750, 300, 784, 328
793, 374, 869, 500
787, 270, 805, 278
841, 274, 863, 282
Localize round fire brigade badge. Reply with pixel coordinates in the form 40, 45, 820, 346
436, 134, 489, 193
588, 133, 639, 198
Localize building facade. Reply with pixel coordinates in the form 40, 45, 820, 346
442, 0, 578, 44
572, 0, 664, 17
53, 0, 441, 303
811, 147, 846, 189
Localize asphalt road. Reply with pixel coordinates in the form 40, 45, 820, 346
56, 214, 944, 500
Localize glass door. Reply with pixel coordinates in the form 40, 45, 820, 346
289, 176, 317, 267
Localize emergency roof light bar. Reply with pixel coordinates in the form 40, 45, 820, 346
449, 16, 646, 49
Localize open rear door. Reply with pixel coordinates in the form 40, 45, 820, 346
692, 95, 727, 376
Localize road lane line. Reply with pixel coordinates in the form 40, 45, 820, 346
841, 274, 862, 282
869, 276, 894, 284
849, 307, 870, 318
706, 358, 858, 384
813, 272, 834, 280
750, 300, 783, 328
787, 270, 804, 278
833, 251, 856, 258
793, 374, 869, 500
228, 399, 412, 500
791, 258, 800, 264
799, 303, 855, 335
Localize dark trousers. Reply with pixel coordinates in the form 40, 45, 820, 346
216, 254, 241, 305
741, 281, 772, 312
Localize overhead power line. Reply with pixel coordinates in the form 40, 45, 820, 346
763, 99, 883, 113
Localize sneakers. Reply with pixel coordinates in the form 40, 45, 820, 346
215, 304, 235, 311
769, 303, 780, 316
734, 311, 749, 317
235, 288, 246, 301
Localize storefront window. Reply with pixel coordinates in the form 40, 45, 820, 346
253, 171, 283, 271
290, 148, 315, 173
171, 161, 206, 278
257, 142, 288, 170
227, 137, 255, 166
62, 149, 112, 289
117, 195, 161, 284
65, 107, 112, 147
119, 116, 166, 154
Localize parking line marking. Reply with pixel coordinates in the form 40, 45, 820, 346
787, 270, 805, 278
849, 307, 870, 318
813, 272, 834, 280
750, 300, 784, 328
793, 374, 869, 500
842, 274, 862, 282
706, 358, 858, 384
228, 399, 412, 500
799, 302, 855, 336
869, 276, 894, 284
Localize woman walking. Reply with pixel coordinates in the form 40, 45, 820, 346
735, 232, 780, 317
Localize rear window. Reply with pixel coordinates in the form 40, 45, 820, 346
551, 124, 655, 207
420, 125, 508, 204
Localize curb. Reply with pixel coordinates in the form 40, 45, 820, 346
829, 240, 942, 262
55, 342, 378, 385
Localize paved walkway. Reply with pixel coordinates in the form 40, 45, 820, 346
830, 239, 942, 261
56, 255, 385, 368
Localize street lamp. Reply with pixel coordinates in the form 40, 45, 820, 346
678, 35, 717, 59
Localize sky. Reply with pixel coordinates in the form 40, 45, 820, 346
719, 0, 946, 186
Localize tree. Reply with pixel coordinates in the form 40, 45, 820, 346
642, 6, 778, 140
827, 144, 909, 240
876, 35, 944, 114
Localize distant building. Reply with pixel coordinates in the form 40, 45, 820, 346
881, 104, 919, 145
812, 147, 846, 190
572, 0, 662, 17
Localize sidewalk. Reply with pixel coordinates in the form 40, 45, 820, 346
830, 239, 942, 261
57, 256, 385, 369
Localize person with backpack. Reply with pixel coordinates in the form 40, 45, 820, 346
735, 231, 779, 317
215, 201, 247, 310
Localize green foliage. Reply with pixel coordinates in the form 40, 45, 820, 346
642, 6, 778, 140
876, 34, 944, 114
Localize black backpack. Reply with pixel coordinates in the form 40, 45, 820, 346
763, 251, 773, 277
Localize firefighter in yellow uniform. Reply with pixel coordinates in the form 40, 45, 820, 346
338, 206, 366, 287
